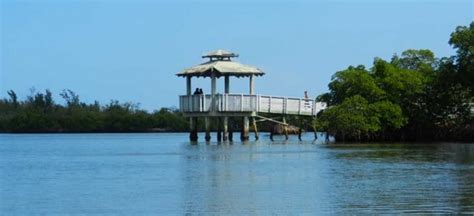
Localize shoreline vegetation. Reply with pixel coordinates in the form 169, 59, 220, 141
0, 89, 189, 133
1, 22, 473, 142
314, 22, 473, 142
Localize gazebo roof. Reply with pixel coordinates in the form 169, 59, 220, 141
177, 50, 265, 78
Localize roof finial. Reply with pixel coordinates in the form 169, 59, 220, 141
202, 49, 239, 61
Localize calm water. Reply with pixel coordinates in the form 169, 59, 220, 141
1, 133, 473, 215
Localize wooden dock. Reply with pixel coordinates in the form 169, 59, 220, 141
177, 50, 327, 142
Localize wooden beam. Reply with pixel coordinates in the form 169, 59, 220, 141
254, 115, 288, 126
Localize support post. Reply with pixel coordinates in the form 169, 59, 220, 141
312, 120, 318, 141
225, 75, 230, 94
189, 117, 198, 142
211, 72, 216, 112
223, 117, 229, 141
187, 76, 197, 142
205, 117, 211, 142
252, 117, 259, 140
241, 116, 250, 141
217, 117, 222, 142
283, 116, 289, 140
186, 76, 192, 96
249, 74, 255, 95
229, 118, 233, 142
298, 128, 302, 141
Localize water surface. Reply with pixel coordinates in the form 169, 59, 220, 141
1, 133, 473, 214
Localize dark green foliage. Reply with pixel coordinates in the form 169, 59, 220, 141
316, 22, 474, 142
0, 89, 188, 133
317, 96, 380, 141
152, 108, 188, 131
326, 65, 385, 105
449, 22, 474, 88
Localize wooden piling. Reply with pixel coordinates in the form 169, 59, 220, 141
241, 116, 250, 141
189, 117, 198, 142
217, 117, 222, 142
223, 117, 229, 141
283, 117, 289, 140
229, 118, 233, 142
252, 117, 259, 140
205, 117, 211, 142
298, 128, 302, 141
312, 120, 318, 140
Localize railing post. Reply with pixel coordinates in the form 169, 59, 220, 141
240, 94, 244, 112
203, 94, 206, 112
256, 95, 260, 112
198, 95, 202, 112
269, 96, 272, 113
221, 94, 224, 111
225, 94, 228, 111
188, 96, 191, 112
298, 99, 302, 115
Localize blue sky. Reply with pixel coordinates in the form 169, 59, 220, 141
1, 0, 473, 111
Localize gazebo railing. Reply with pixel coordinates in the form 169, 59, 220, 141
179, 94, 326, 116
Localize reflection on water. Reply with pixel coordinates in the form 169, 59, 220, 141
1, 133, 473, 214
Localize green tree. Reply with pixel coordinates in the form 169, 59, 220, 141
316, 95, 380, 141
7, 90, 18, 107
325, 65, 385, 105
372, 59, 425, 104
449, 21, 474, 88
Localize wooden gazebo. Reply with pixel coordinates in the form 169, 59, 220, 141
177, 50, 326, 142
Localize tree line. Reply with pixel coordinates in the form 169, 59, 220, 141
0, 89, 188, 133
314, 22, 474, 142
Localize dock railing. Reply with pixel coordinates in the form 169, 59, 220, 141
179, 94, 327, 116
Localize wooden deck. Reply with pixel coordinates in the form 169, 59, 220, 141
179, 94, 327, 116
